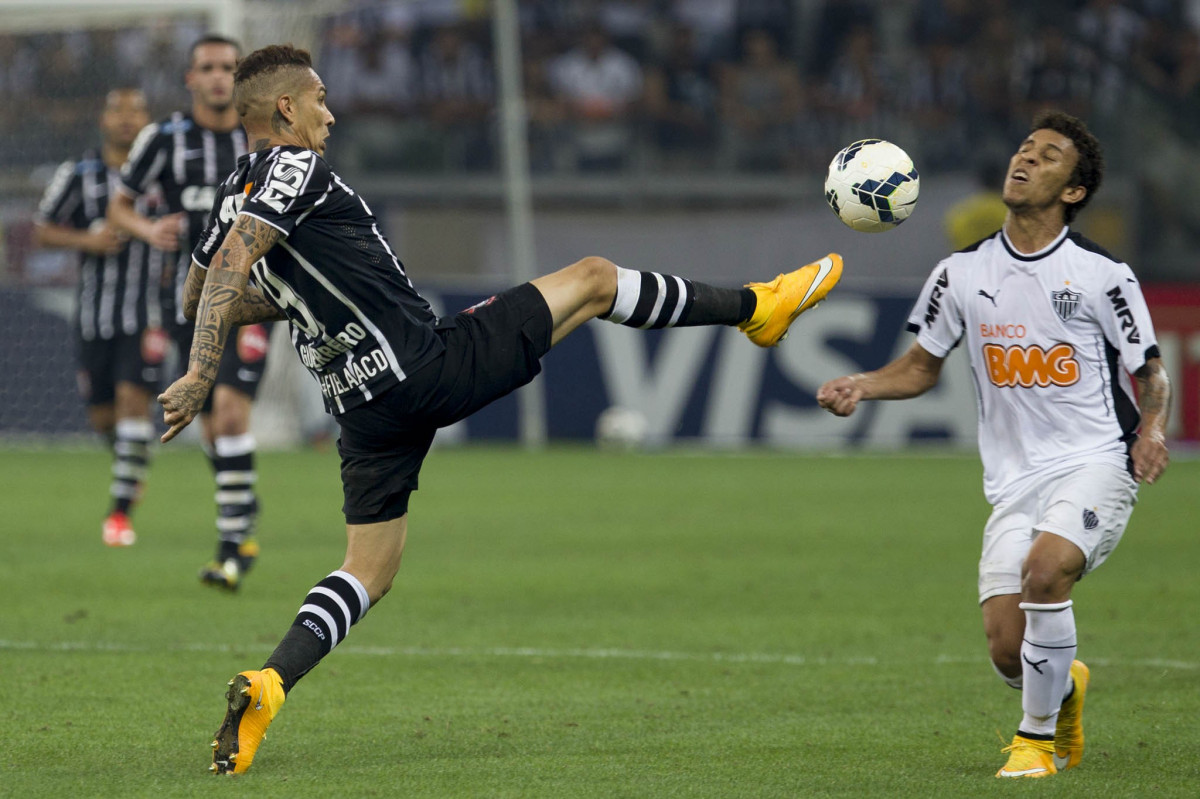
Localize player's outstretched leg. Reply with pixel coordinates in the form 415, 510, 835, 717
538, 253, 843, 347
210, 668, 285, 775
1053, 659, 1089, 770
737, 254, 843, 347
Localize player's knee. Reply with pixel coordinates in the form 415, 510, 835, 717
571, 256, 616, 300
1020, 559, 1078, 602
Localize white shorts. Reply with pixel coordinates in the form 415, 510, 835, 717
978, 462, 1137, 603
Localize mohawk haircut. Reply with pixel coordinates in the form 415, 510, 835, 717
233, 44, 314, 119
1031, 110, 1104, 224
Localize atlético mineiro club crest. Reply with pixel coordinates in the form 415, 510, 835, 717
1051, 288, 1081, 322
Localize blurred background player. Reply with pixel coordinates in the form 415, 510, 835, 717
33, 87, 160, 547
818, 111, 1171, 779
107, 35, 269, 590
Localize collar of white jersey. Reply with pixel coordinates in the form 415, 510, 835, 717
1000, 225, 1069, 262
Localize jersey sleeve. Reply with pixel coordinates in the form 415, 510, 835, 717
118, 122, 167, 197
190, 190, 227, 271
239, 149, 331, 236
34, 160, 83, 227
905, 260, 963, 357
1095, 263, 1159, 372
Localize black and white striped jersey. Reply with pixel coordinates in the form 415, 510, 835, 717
119, 112, 247, 325
36, 149, 168, 341
193, 146, 444, 414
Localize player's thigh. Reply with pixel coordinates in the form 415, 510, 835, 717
335, 396, 436, 528
978, 492, 1038, 604
77, 335, 116, 408
112, 331, 166, 418
415, 284, 552, 427
1036, 463, 1137, 578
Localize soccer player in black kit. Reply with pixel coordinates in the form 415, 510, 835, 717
108, 35, 269, 589
34, 88, 163, 547
157, 45, 843, 775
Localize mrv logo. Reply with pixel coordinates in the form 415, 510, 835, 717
1106, 286, 1141, 344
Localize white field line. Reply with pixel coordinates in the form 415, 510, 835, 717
0, 639, 1196, 670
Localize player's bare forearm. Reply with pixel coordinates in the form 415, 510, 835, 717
189, 268, 245, 384
182, 264, 284, 324
818, 341, 944, 416
1136, 358, 1171, 438
1131, 358, 1171, 484
160, 215, 284, 443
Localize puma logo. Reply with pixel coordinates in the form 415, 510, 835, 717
978, 289, 999, 306
1023, 653, 1049, 674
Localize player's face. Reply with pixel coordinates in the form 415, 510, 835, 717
292, 72, 335, 155
100, 89, 150, 148
1002, 129, 1083, 216
187, 43, 238, 112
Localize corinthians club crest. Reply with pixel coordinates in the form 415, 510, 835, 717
1051, 287, 1081, 322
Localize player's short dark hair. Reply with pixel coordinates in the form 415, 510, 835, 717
233, 45, 315, 119
234, 44, 313, 85
190, 34, 241, 64
1031, 110, 1104, 224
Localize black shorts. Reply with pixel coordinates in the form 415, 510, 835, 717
77, 327, 170, 406
171, 321, 273, 411
336, 283, 553, 524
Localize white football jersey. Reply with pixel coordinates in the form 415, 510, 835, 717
907, 227, 1159, 504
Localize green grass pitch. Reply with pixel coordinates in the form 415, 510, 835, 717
1, 445, 1197, 798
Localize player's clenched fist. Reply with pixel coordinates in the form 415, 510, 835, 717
817, 376, 863, 417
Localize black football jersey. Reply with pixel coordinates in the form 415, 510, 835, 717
119, 112, 247, 324
37, 149, 168, 340
193, 146, 444, 414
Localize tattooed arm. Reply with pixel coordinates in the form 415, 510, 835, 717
181, 261, 285, 325
1130, 357, 1171, 484
159, 214, 285, 442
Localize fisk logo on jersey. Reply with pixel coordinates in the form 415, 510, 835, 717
983, 343, 1080, 388
1105, 286, 1141, 344
253, 151, 315, 213
924, 268, 949, 327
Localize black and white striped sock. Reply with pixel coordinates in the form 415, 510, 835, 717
264, 570, 371, 692
211, 433, 258, 558
599, 266, 754, 329
110, 418, 152, 515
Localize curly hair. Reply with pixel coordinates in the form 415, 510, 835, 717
1030, 110, 1105, 224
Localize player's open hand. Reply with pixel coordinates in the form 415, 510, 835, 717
1130, 430, 1169, 485
158, 373, 211, 443
817, 376, 863, 417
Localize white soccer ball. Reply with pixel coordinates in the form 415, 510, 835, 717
595, 406, 649, 450
824, 139, 919, 233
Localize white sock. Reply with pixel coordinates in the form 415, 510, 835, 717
1018, 600, 1077, 736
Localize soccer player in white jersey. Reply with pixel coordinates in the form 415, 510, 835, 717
817, 110, 1171, 779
